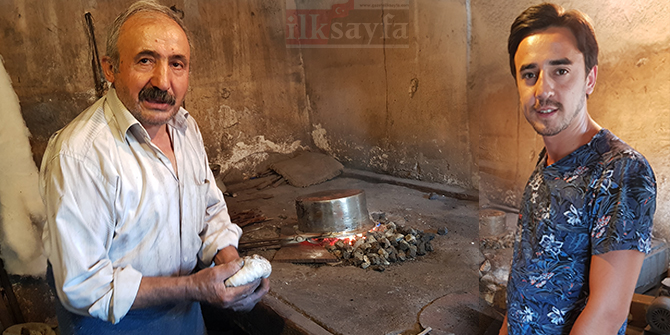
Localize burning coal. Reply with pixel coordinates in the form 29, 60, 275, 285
322, 213, 438, 271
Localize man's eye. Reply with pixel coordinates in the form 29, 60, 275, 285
556, 69, 568, 75
521, 72, 536, 80
172, 62, 184, 69
138, 58, 152, 64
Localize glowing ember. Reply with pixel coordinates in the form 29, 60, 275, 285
319, 214, 438, 271
318, 233, 363, 246
313, 222, 386, 246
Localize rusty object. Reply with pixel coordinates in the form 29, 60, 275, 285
647, 296, 670, 334
238, 237, 284, 250
84, 12, 106, 99
231, 210, 270, 228
630, 293, 655, 328
226, 173, 278, 194
272, 243, 339, 263
257, 175, 282, 190
479, 209, 506, 237
295, 189, 374, 237
628, 293, 670, 334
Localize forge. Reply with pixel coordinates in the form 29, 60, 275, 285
209, 173, 492, 335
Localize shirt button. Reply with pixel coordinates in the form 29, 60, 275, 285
183, 257, 188, 262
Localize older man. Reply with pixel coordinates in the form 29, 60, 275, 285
500, 3, 656, 335
39, 1, 268, 334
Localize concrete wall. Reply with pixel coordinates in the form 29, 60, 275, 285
1, 0, 476, 189
303, 0, 476, 189
2, 0, 314, 182
2, 0, 98, 167
181, 0, 313, 181
473, 0, 670, 236
5, 0, 667, 234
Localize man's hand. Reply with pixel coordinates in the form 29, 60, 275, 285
189, 257, 270, 312
226, 277, 270, 312
214, 245, 241, 265
132, 254, 270, 311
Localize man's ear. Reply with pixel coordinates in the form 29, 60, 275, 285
585, 65, 598, 95
101, 56, 116, 84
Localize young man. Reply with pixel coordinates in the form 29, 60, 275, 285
500, 3, 656, 334
39, 1, 268, 334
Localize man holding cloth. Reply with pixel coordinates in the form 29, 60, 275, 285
40, 1, 268, 334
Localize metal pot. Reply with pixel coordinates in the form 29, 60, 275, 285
295, 189, 374, 237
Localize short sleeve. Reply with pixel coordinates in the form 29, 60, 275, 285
590, 155, 656, 255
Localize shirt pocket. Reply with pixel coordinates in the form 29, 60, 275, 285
182, 177, 210, 242
178, 177, 211, 272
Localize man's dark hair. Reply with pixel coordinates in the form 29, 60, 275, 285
508, 3, 598, 78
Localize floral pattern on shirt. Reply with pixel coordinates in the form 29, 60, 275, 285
506, 129, 656, 335
564, 204, 582, 226
548, 306, 566, 325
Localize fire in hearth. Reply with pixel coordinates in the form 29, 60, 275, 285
317, 215, 437, 272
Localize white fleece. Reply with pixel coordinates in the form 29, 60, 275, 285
0, 56, 47, 275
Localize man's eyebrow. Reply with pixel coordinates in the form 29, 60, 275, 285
169, 54, 189, 64
519, 58, 573, 73
134, 50, 189, 65
135, 50, 159, 59
519, 63, 536, 73
549, 58, 572, 66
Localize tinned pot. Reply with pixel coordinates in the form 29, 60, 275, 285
295, 189, 373, 237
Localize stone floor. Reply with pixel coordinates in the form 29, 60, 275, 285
224, 175, 490, 335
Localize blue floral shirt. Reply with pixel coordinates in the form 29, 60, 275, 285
506, 129, 656, 334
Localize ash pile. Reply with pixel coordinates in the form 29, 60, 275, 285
325, 213, 444, 272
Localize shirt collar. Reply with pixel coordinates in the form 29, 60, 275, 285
539, 128, 609, 169
105, 88, 190, 142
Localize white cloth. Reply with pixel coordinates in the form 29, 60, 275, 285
39, 88, 241, 324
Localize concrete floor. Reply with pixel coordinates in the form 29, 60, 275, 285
4, 174, 484, 335
225, 176, 482, 335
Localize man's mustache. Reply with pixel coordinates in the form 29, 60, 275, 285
534, 98, 562, 110
138, 86, 176, 106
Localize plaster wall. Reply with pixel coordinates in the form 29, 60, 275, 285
2, 0, 315, 182
473, 0, 670, 236
303, 0, 476, 189
1, 0, 476, 189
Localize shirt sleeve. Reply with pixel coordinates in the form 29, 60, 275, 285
188, 120, 242, 266
590, 155, 656, 255
197, 165, 242, 266
40, 152, 142, 324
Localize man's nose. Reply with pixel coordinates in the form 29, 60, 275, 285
534, 71, 554, 101
150, 61, 170, 91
